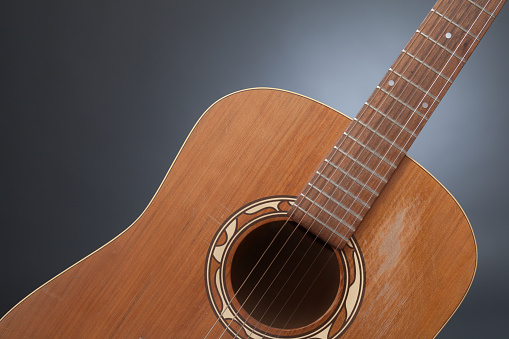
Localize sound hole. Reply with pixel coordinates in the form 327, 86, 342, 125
230, 220, 341, 330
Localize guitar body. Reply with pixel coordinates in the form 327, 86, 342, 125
0, 88, 476, 338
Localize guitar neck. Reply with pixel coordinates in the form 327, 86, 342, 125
289, 0, 506, 249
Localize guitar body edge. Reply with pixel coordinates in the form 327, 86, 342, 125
0, 88, 477, 338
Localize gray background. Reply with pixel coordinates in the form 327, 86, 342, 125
1, 0, 508, 337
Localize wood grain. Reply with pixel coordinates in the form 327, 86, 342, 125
289, 0, 506, 250
0, 88, 476, 338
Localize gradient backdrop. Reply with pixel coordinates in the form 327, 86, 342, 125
1, 0, 508, 337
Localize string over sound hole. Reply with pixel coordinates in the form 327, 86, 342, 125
230, 220, 342, 329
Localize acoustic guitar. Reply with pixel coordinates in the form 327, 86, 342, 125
1, 0, 506, 337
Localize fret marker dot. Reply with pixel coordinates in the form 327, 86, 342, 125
445, 32, 452, 39
422, 102, 429, 108
388, 80, 395, 86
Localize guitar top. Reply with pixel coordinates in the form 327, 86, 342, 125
1, 0, 507, 338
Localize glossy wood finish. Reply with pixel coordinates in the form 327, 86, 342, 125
0, 89, 476, 338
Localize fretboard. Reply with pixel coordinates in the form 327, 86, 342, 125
289, 0, 506, 249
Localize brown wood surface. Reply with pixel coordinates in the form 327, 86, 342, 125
0, 88, 476, 338
288, 0, 506, 250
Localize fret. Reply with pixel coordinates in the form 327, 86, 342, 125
435, 0, 494, 37
466, 0, 495, 17
431, 8, 481, 41
303, 189, 362, 222
364, 103, 417, 139
416, 29, 466, 63
333, 145, 389, 182
402, 49, 453, 83
342, 130, 402, 173
377, 86, 428, 121
391, 53, 452, 100
300, 194, 357, 228
331, 140, 397, 186
406, 33, 464, 80
293, 204, 348, 241
362, 115, 415, 149
307, 183, 365, 220
377, 74, 438, 119
342, 131, 405, 170
389, 68, 440, 102
476, 0, 507, 15
315, 171, 371, 208
324, 158, 377, 196
288, 0, 506, 250
338, 125, 413, 179
343, 134, 397, 169
325, 157, 379, 196
419, 11, 479, 61
346, 122, 407, 161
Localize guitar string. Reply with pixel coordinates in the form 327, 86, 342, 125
204, 19, 428, 334
208, 0, 498, 338
204, 117, 353, 335
245, 0, 461, 335
238, 0, 496, 338
243, 5, 448, 335
247, 0, 503, 336
269, 0, 502, 336
226, 0, 450, 337
204, 128, 367, 337
269, 2, 499, 335
225, 0, 460, 338
245, 0, 498, 336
